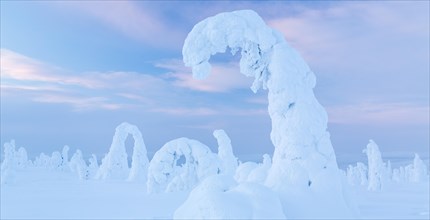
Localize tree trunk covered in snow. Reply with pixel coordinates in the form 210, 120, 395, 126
182, 10, 354, 218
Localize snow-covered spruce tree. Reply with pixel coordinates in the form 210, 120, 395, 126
69, 149, 88, 180
96, 122, 149, 181
1, 140, 17, 184
182, 10, 354, 218
60, 145, 70, 171
50, 151, 62, 170
213, 129, 238, 177
87, 154, 99, 179
16, 147, 30, 169
411, 153, 428, 182
363, 140, 384, 191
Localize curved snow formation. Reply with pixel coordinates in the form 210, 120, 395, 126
183, 10, 353, 217
213, 129, 238, 176
147, 137, 220, 193
96, 122, 149, 181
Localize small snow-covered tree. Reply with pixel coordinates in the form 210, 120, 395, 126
411, 153, 428, 182
346, 162, 368, 186
214, 129, 238, 177
16, 147, 30, 169
1, 140, 17, 184
87, 154, 99, 179
60, 145, 70, 171
50, 151, 62, 170
363, 140, 384, 191
69, 149, 88, 180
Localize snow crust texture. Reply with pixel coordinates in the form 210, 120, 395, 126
182, 9, 352, 218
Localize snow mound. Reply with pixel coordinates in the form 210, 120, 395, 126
235, 154, 271, 184
96, 122, 149, 181
147, 137, 220, 193
183, 9, 354, 218
174, 174, 285, 219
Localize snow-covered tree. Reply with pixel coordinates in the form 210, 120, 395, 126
97, 122, 149, 181
87, 154, 99, 179
1, 140, 17, 184
410, 153, 428, 182
182, 9, 354, 218
69, 149, 88, 180
34, 153, 50, 167
16, 147, 30, 169
60, 145, 70, 171
346, 162, 368, 186
147, 138, 220, 193
214, 129, 238, 177
50, 151, 62, 170
363, 140, 384, 191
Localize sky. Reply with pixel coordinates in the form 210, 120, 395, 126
1, 1, 429, 164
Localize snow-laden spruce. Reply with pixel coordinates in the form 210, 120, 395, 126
364, 140, 385, 191
147, 138, 220, 193
182, 9, 354, 218
96, 122, 149, 181
214, 129, 238, 177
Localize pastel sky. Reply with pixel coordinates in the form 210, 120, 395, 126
1, 1, 429, 164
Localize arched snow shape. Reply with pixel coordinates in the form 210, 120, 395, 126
96, 122, 149, 181
147, 137, 220, 193
182, 10, 356, 218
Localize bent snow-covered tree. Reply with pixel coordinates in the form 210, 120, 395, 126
96, 122, 149, 181
183, 10, 353, 218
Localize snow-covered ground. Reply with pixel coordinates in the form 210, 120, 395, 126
1, 162, 428, 219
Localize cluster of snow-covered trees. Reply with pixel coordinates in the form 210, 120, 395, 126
347, 140, 429, 190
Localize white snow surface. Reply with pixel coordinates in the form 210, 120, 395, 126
183, 9, 352, 218
174, 174, 286, 219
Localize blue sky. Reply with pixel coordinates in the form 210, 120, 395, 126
1, 1, 429, 163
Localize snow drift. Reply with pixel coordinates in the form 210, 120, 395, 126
182, 9, 354, 218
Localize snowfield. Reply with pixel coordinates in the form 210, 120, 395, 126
1, 161, 428, 219
1, 9, 429, 220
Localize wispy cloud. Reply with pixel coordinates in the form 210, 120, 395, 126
0, 49, 171, 111
150, 107, 218, 116
156, 59, 253, 93
327, 102, 429, 125
1, 49, 104, 89
33, 94, 122, 112
51, 1, 185, 49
